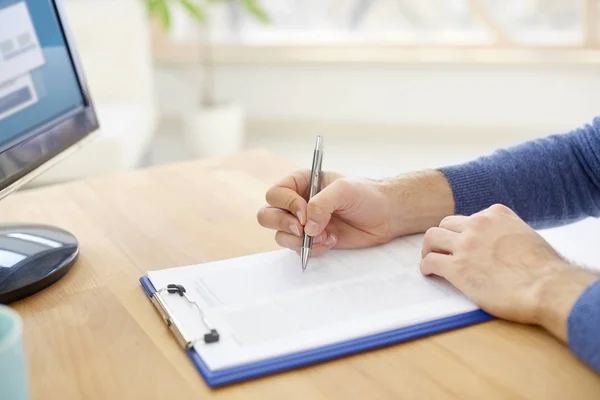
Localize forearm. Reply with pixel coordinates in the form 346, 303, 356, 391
534, 267, 599, 341
382, 118, 600, 235
380, 169, 600, 374
381, 170, 455, 236
535, 268, 600, 373
439, 118, 600, 228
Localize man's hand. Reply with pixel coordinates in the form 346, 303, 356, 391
257, 169, 454, 256
421, 204, 598, 341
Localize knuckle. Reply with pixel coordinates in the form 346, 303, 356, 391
329, 178, 356, 199
420, 253, 442, 275
421, 228, 438, 258
292, 168, 311, 179
439, 216, 452, 228
489, 203, 512, 215
419, 254, 431, 273
423, 227, 440, 244
458, 232, 478, 250
278, 216, 290, 232
274, 231, 284, 246
290, 170, 310, 194
470, 213, 491, 229
307, 201, 326, 219
286, 196, 298, 212
322, 171, 345, 188
275, 231, 300, 250
274, 231, 291, 248
333, 178, 352, 191
421, 252, 434, 265
423, 227, 435, 244
291, 168, 310, 178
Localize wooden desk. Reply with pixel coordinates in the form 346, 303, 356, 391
4, 150, 600, 399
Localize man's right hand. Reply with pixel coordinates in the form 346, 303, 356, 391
257, 169, 455, 256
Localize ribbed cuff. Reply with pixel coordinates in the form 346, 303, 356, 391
438, 163, 495, 216
567, 279, 600, 373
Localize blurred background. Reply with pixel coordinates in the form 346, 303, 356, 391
32, 0, 600, 184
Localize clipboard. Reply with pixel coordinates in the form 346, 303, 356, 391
140, 275, 493, 388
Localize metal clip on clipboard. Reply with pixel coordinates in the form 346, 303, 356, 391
150, 284, 219, 349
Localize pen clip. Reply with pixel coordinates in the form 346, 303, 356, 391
309, 137, 324, 197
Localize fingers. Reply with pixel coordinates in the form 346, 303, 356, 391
265, 170, 311, 223
422, 227, 457, 258
276, 169, 311, 196
481, 203, 515, 216
257, 206, 303, 237
420, 253, 461, 288
265, 187, 307, 224
275, 231, 336, 254
420, 252, 451, 277
306, 239, 338, 257
439, 215, 469, 233
305, 179, 354, 237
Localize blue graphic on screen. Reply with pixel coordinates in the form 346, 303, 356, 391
0, 0, 84, 150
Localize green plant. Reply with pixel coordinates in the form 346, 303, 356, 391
144, 0, 269, 107
145, 0, 269, 32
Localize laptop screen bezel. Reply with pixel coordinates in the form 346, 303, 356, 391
0, 0, 99, 198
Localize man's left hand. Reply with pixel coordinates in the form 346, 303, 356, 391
420, 203, 597, 336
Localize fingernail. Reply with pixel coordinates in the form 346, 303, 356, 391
305, 220, 320, 236
297, 211, 305, 225
313, 233, 325, 243
290, 224, 301, 237
325, 234, 336, 246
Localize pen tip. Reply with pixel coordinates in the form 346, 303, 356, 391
301, 251, 309, 272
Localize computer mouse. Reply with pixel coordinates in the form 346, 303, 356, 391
0, 224, 79, 304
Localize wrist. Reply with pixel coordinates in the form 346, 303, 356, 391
379, 170, 455, 237
533, 265, 599, 342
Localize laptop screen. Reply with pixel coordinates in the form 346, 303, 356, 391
0, 0, 86, 152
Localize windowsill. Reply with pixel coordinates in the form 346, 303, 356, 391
152, 40, 600, 66
148, 2, 600, 66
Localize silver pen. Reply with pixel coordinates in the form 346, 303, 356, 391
301, 135, 324, 272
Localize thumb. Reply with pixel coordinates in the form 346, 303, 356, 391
305, 179, 355, 236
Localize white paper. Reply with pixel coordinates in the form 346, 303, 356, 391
538, 217, 600, 271
148, 234, 478, 371
148, 217, 600, 372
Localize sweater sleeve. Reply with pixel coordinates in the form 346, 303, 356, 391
439, 117, 600, 374
568, 279, 600, 374
438, 117, 600, 229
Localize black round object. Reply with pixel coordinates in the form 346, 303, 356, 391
0, 224, 79, 304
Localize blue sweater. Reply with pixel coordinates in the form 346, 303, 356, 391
439, 117, 600, 374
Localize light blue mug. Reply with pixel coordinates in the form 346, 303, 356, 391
0, 305, 29, 400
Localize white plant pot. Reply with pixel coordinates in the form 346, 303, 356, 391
183, 103, 245, 158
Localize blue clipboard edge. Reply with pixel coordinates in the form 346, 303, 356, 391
140, 275, 494, 388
